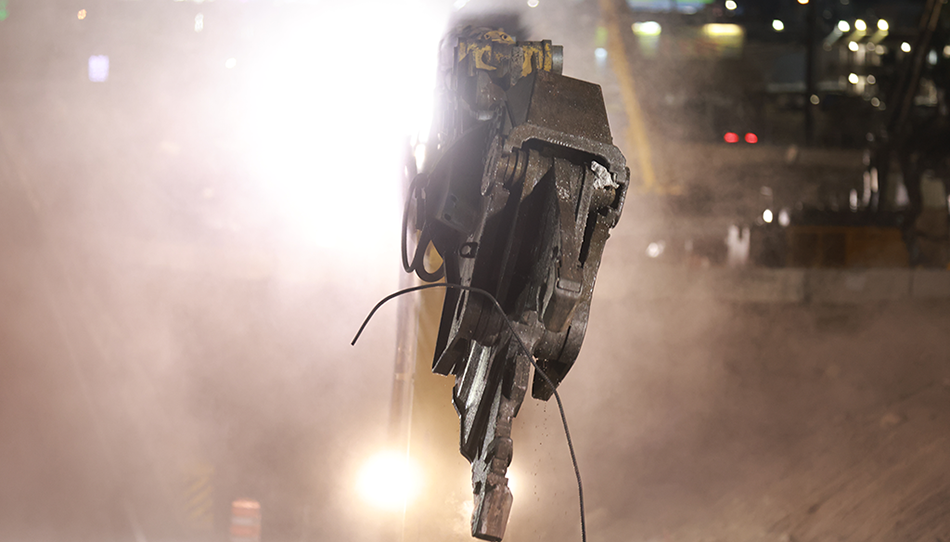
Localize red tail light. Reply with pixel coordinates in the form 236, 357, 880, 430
745, 132, 758, 143
724, 132, 739, 143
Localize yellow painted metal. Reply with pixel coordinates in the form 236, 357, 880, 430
182, 462, 214, 530
459, 42, 499, 71
457, 39, 556, 79
520, 41, 554, 77
400, 283, 473, 541
600, 0, 663, 194
384, 242, 470, 540
482, 29, 515, 44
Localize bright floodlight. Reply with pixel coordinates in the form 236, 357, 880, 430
778, 209, 790, 227
633, 21, 662, 36
901, 42, 911, 53
725, 0, 737, 10
848, 41, 859, 51
848, 73, 859, 84
646, 242, 665, 258
854, 19, 867, 32
837, 20, 850, 32
772, 20, 784, 32
763, 209, 773, 223
357, 451, 422, 511
88, 55, 109, 82
703, 23, 743, 36
877, 19, 889, 31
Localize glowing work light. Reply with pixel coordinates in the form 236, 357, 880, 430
88, 55, 109, 82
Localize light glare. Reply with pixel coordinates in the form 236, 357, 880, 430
848, 73, 859, 84
78, 9, 86, 20
527, 0, 539, 6
239, 2, 441, 251
357, 451, 422, 511
877, 19, 889, 31
854, 19, 867, 32
848, 41, 859, 52
778, 209, 790, 227
763, 209, 773, 223
901, 42, 911, 53
703, 23, 743, 36
837, 20, 850, 32
633, 21, 662, 36
88, 55, 109, 82
772, 19, 784, 32
725, 0, 737, 10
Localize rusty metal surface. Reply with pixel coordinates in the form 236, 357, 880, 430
402, 26, 628, 541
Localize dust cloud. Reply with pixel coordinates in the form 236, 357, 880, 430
0, 1, 445, 541
2, 2, 949, 542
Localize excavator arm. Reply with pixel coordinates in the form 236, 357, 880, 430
402, 26, 629, 541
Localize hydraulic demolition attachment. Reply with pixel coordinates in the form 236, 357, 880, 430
402, 27, 629, 541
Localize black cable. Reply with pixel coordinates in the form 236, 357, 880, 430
352, 282, 586, 542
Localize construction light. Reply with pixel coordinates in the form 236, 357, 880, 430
88, 55, 109, 82
633, 21, 662, 36
703, 23, 743, 37
357, 451, 422, 511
